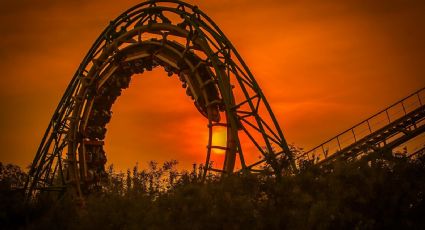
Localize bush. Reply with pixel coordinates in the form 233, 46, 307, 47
1, 152, 425, 229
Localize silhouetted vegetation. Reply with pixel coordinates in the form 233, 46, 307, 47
1, 150, 425, 229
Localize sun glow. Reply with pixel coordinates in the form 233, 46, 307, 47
211, 127, 227, 154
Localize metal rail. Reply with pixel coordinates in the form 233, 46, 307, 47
298, 87, 425, 164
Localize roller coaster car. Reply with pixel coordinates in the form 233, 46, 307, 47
85, 146, 107, 165
93, 95, 118, 111
80, 138, 107, 183
85, 126, 107, 139
83, 138, 104, 146
87, 109, 112, 126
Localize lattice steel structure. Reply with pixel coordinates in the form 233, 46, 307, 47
25, 0, 295, 199
297, 87, 425, 165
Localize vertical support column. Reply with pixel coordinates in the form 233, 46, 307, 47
351, 128, 357, 142
336, 136, 342, 151
367, 120, 372, 134
222, 112, 238, 174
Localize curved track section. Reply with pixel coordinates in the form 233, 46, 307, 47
25, 0, 294, 198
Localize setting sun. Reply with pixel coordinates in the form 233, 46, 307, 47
211, 127, 227, 154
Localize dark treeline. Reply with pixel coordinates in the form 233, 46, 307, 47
1, 150, 425, 230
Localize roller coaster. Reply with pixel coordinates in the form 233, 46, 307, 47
25, 0, 425, 200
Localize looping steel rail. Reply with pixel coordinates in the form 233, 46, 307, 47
24, 0, 295, 200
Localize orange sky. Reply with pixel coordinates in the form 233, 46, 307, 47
0, 0, 424, 171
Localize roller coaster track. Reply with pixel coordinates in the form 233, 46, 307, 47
297, 87, 425, 165
25, 0, 295, 199
25, 0, 425, 201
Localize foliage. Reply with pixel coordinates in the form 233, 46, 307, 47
1, 151, 425, 229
